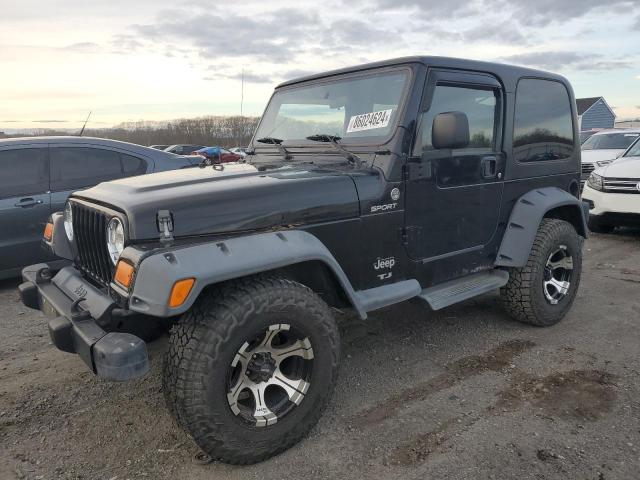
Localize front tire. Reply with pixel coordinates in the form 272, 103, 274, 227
162, 275, 340, 464
500, 219, 583, 326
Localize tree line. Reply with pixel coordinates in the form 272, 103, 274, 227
1, 116, 261, 148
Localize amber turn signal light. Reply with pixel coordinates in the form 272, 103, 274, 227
169, 278, 195, 308
114, 260, 135, 289
43, 222, 54, 242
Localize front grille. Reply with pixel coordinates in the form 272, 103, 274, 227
71, 202, 115, 286
603, 177, 640, 194
581, 163, 595, 176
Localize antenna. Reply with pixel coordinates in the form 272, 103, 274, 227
79, 110, 92, 136
240, 69, 244, 118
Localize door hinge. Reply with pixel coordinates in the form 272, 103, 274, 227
157, 210, 174, 244
400, 226, 422, 245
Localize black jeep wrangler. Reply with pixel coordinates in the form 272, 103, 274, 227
20, 56, 588, 464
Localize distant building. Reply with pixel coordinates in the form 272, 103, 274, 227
615, 119, 640, 129
576, 97, 616, 131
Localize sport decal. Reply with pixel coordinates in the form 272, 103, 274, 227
346, 109, 393, 133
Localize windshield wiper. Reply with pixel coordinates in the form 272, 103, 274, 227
306, 134, 363, 168
256, 136, 292, 160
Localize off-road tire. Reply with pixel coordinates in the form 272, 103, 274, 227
162, 275, 340, 464
500, 218, 583, 326
587, 217, 615, 234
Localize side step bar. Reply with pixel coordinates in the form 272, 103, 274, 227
419, 270, 509, 311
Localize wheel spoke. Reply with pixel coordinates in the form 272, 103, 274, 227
258, 324, 290, 349
267, 370, 310, 406
548, 255, 573, 271
272, 338, 314, 364
226, 375, 251, 416
547, 277, 569, 295
248, 384, 278, 427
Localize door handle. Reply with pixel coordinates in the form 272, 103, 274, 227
481, 156, 497, 179
14, 198, 43, 208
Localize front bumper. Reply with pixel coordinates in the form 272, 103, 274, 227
582, 184, 640, 216
19, 263, 149, 381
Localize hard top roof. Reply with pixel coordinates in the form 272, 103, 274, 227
277, 56, 568, 90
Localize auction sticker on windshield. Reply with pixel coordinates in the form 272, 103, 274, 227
347, 109, 393, 133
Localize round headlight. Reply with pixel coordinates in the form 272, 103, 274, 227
106, 217, 125, 265
63, 202, 74, 241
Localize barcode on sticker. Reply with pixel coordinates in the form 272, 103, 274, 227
347, 109, 393, 133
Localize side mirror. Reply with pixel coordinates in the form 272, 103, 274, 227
432, 111, 470, 150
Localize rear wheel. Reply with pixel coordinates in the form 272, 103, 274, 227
500, 219, 583, 326
162, 275, 340, 464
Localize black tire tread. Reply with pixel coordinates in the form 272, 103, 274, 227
162, 275, 340, 464
500, 218, 582, 326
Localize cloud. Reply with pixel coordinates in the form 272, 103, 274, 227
204, 71, 274, 84
32, 119, 68, 123
498, 0, 637, 27
64, 42, 101, 52
130, 9, 322, 63
500, 51, 634, 71
459, 22, 526, 43
373, 0, 476, 18
370, 0, 637, 28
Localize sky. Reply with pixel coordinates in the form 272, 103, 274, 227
1, 0, 639, 130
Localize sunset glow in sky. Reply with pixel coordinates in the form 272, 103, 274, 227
2, 0, 639, 130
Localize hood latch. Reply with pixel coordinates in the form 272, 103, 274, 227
157, 210, 174, 244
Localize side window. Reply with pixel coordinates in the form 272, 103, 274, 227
0, 148, 48, 198
513, 79, 574, 162
50, 147, 122, 191
414, 84, 498, 155
121, 154, 147, 176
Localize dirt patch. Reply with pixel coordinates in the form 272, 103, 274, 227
497, 369, 618, 421
353, 339, 535, 426
386, 368, 617, 467
386, 417, 457, 466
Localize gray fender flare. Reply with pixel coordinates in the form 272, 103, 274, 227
128, 230, 367, 318
495, 187, 587, 268
50, 212, 74, 261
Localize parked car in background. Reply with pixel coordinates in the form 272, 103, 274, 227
229, 147, 248, 157
150, 144, 170, 150
583, 136, 640, 232
164, 144, 205, 155
193, 146, 244, 163
580, 129, 602, 144
580, 129, 640, 186
0, 137, 199, 279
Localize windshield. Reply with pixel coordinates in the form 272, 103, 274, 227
254, 69, 409, 144
624, 138, 640, 157
582, 132, 640, 150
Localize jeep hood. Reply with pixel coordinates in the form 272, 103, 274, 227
73, 163, 360, 240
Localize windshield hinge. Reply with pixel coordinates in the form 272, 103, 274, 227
157, 210, 174, 244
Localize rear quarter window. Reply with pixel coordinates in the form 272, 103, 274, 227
513, 79, 574, 163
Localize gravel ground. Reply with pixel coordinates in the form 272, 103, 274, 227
1, 230, 639, 480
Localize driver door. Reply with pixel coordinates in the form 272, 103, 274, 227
404, 70, 505, 262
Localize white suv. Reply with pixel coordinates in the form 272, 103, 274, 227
581, 129, 640, 186
582, 137, 640, 232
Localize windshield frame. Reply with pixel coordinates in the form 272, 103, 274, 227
252, 65, 415, 149
622, 136, 640, 157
